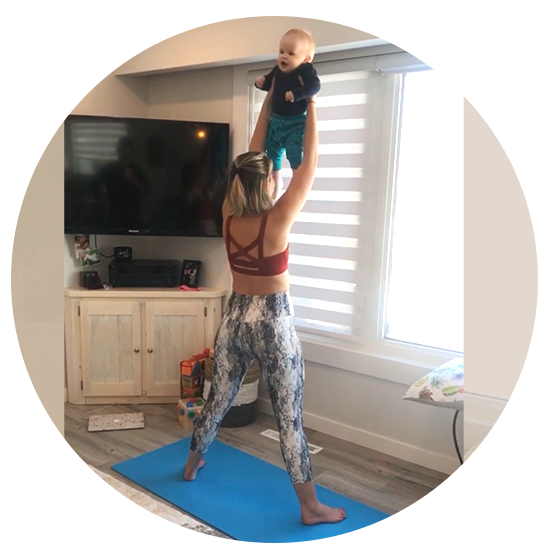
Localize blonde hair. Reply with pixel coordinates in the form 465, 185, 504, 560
226, 151, 273, 217
283, 28, 316, 60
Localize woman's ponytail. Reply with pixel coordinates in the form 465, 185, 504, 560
225, 152, 273, 217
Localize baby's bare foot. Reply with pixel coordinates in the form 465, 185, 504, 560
184, 458, 206, 481
302, 504, 346, 526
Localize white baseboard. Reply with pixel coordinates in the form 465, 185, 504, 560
259, 395, 538, 476
64, 388, 68, 403
257, 397, 459, 475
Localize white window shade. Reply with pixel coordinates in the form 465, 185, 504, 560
248, 64, 379, 342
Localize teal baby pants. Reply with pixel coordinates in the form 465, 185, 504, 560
265, 112, 307, 172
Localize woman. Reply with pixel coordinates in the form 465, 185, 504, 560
183, 81, 346, 525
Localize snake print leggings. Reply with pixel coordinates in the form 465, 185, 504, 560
190, 291, 313, 484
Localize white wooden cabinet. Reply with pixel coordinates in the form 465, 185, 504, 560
65, 288, 226, 405
80, 299, 143, 398
144, 301, 205, 398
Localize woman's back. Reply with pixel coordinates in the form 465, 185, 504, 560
222, 206, 291, 295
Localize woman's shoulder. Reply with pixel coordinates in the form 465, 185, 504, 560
267, 201, 294, 231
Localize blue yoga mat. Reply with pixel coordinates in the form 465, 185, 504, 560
112, 438, 389, 542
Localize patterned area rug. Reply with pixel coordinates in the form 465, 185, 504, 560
64, 455, 235, 544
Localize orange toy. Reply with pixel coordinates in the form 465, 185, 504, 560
180, 349, 210, 399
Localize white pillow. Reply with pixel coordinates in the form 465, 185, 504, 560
465, 413, 539, 483
403, 358, 464, 409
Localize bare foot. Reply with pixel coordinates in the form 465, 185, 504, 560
184, 458, 206, 481
301, 503, 346, 525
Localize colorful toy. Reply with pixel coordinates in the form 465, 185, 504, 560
177, 397, 206, 427
405, 531, 432, 544
180, 349, 210, 399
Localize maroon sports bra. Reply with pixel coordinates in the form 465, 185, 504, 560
225, 211, 289, 276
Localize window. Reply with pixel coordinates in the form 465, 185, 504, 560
384, 71, 463, 353
247, 53, 463, 360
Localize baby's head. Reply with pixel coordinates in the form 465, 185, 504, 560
277, 29, 315, 73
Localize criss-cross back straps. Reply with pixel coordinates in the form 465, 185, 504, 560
226, 213, 268, 268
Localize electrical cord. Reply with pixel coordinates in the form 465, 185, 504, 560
452, 409, 464, 464
92, 234, 114, 259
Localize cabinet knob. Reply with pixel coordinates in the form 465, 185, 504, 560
134, 348, 140, 353
148, 348, 153, 353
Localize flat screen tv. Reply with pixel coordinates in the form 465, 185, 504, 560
64, 115, 230, 237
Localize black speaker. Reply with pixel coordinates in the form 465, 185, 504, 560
80, 271, 103, 290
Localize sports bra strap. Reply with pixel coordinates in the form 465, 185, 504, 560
256, 211, 269, 259
225, 210, 288, 277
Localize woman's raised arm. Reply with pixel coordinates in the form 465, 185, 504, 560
249, 79, 274, 153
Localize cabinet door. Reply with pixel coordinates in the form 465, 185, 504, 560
80, 300, 142, 397
144, 301, 206, 397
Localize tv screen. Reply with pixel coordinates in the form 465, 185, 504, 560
64, 115, 230, 237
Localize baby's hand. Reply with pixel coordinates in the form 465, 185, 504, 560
256, 75, 266, 88
285, 91, 295, 102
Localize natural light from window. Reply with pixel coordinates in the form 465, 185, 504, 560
385, 71, 463, 353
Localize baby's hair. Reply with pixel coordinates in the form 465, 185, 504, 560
283, 28, 316, 60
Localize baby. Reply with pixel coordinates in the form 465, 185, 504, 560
255, 29, 321, 197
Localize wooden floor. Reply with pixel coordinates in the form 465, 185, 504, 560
64, 402, 448, 523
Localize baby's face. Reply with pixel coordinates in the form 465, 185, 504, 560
277, 35, 310, 73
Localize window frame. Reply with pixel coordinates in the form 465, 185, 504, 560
367, 71, 463, 366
